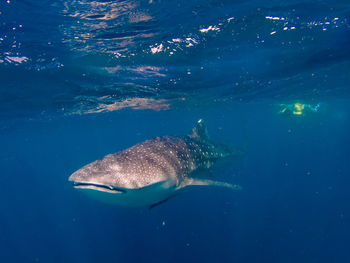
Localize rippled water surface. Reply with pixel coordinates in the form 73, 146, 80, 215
1, 0, 350, 117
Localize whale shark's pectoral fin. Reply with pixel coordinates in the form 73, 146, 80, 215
149, 197, 172, 209
178, 178, 242, 191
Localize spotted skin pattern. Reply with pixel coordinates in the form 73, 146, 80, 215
69, 120, 239, 207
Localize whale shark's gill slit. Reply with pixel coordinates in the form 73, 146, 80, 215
73, 182, 126, 193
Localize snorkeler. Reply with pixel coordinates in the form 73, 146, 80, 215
278, 102, 320, 116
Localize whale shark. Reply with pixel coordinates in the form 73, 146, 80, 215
69, 120, 242, 208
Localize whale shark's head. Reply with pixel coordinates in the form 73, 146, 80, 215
69, 162, 127, 194
69, 162, 178, 206
69, 153, 129, 191
69, 166, 132, 205
68, 148, 180, 206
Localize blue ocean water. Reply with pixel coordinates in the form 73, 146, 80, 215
1, 1, 350, 262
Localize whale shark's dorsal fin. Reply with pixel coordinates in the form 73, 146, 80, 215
190, 119, 209, 141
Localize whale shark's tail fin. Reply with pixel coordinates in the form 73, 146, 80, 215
190, 119, 209, 142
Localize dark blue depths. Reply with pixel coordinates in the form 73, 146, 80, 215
0, 0, 350, 262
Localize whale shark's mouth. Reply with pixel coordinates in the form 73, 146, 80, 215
72, 182, 126, 194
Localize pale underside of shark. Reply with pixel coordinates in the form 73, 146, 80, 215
69, 120, 242, 208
